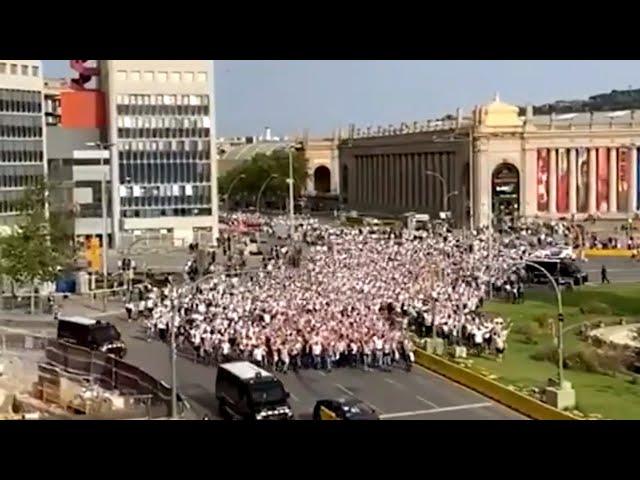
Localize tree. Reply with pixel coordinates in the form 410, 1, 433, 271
0, 179, 76, 313
219, 149, 309, 209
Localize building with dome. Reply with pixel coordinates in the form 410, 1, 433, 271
338, 95, 640, 227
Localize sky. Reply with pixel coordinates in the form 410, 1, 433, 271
44, 60, 640, 138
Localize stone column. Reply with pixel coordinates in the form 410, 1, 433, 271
569, 148, 577, 214
609, 147, 618, 213
588, 147, 597, 214
549, 148, 557, 214
630, 147, 638, 212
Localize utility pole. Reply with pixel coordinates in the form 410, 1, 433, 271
170, 288, 178, 419
288, 148, 295, 240
101, 172, 108, 312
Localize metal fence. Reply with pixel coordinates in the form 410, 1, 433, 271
0, 333, 187, 419
43, 341, 187, 418
119, 231, 215, 253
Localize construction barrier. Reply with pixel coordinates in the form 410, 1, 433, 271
414, 349, 580, 420
584, 249, 633, 258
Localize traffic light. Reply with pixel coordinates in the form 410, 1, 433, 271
558, 313, 565, 323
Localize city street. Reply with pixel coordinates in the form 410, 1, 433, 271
581, 257, 640, 283
108, 315, 524, 420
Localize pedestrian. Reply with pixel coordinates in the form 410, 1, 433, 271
601, 264, 610, 284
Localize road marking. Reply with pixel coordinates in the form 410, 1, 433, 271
335, 383, 355, 396
411, 362, 527, 419
289, 392, 300, 402
379, 402, 492, 420
384, 377, 404, 388
318, 371, 327, 376
415, 395, 439, 409
335, 383, 383, 414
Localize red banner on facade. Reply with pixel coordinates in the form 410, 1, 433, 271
577, 148, 589, 213
556, 149, 569, 213
597, 148, 609, 213
536, 149, 549, 212
617, 148, 630, 211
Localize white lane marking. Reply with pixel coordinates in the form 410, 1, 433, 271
379, 402, 492, 420
318, 371, 327, 376
335, 383, 383, 414
289, 392, 300, 402
583, 268, 628, 272
384, 377, 404, 388
335, 383, 355, 396
416, 395, 439, 409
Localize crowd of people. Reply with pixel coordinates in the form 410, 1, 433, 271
134, 214, 556, 373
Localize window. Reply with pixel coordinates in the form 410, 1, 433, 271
116, 70, 127, 81
143, 71, 154, 81
31, 65, 39, 77
157, 71, 168, 83
196, 72, 207, 82
21, 65, 28, 76
10, 64, 17, 75
0, 63, 6, 74
170, 71, 181, 82
183, 72, 194, 83
130, 71, 141, 81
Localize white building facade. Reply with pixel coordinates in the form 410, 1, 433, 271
100, 60, 218, 247
0, 60, 46, 229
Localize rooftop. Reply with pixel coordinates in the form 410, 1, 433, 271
219, 141, 292, 163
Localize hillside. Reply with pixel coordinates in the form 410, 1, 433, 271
519, 88, 640, 115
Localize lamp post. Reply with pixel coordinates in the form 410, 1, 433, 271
257, 174, 278, 215
424, 170, 450, 212
288, 148, 295, 240
432, 129, 474, 228
85, 141, 114, 312
518, 260, 569, 397
224, 174, 246, 211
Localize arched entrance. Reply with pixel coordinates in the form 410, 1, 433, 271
491, 162, 520, 225
313, 165, 331, 193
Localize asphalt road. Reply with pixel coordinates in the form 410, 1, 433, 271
581, 257, 640, 283
106, 315, 524, 420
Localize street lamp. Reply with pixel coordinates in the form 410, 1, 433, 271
85, 141, 114, 312
424, 170, 452, 212
257, 174, 278, 215
516, 260, 573, 407
286, 143, 304, 241
224, 173, 246, 211
432, 129, 474, 228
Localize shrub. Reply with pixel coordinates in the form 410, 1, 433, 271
530, 344, 557, 363
532, 314, 550, 330
579, 301, 613, 315
513, 323, 540, 345
564, 345, 634, 375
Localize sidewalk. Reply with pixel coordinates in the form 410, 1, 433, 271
0, 296, 124, 328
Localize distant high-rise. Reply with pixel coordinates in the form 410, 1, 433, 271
0, 60, 46, 228
100, 60, 218, 246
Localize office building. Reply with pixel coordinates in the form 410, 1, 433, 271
339, 95, 640, 227
100, 60, 218, 247
0, 60, 46, 228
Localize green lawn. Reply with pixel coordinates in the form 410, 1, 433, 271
474, 284, 640, 419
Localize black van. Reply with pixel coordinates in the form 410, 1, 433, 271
525, 258, 589, 286
215, 361, 293, 420
57, 316, 127, 359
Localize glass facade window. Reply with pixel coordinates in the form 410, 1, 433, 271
115, 92, 213, 218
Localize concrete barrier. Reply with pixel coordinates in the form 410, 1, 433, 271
584, 249, 633, 258
414, 349, 580, 420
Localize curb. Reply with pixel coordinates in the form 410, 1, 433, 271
414, 349, 580, 420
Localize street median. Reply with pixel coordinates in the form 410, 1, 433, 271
584, 249, 633, 258
414, 349, 580, 420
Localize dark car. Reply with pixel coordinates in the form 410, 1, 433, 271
312, 398, 380, 420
